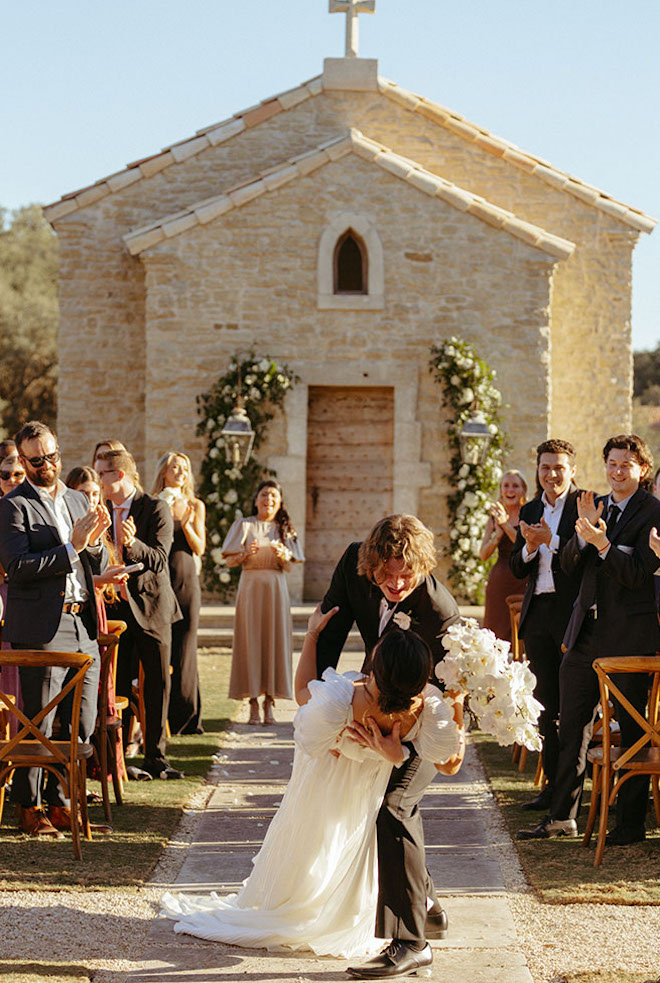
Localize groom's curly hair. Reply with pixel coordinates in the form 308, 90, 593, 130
367, 628, 432, 715
357, 515, 437, 584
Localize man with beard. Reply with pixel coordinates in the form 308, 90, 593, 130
0, 421, 109, 837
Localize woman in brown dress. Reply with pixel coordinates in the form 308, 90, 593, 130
222, 480, 304, 725
479, 469, 527, 641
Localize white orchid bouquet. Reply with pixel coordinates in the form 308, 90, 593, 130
436, 619, 543, 751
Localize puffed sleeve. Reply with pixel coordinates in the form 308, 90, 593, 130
293, 668, 357, 757
412, 685, 461, 764
221, 518, 247, 554
285, 533, 305, 563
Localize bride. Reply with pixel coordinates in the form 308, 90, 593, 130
161, 606, 465, 959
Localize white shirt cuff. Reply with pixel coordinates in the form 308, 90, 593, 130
548, 533, 560, 553
65, 541, 78, 564
522, 545, 538, 562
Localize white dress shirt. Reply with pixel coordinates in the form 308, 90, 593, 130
522, 487, 570, 595
27, 478, 88, 603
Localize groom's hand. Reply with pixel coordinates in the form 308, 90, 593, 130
346, 718, 405, 766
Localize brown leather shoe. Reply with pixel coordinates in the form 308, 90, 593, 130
18, 806, 63, 838
48, 805, 112, 835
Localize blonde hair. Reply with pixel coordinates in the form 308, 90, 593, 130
357, 515, 437, 583
499, 469, 527, 504
92, 438, 125, 465
151, 451, 196, 501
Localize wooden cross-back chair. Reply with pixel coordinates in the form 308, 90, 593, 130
0, 650, 94, 860
94, 619, 128, 823
583, 655, 660, 866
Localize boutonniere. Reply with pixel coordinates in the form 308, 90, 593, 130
392, 611, 412, 631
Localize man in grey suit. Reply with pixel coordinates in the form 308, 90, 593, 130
0, 421, 109, 837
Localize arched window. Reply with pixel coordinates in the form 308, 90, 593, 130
334, 230, 368, 295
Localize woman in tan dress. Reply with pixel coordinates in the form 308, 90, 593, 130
222, 480, 304, 725
479, 469, 528, 641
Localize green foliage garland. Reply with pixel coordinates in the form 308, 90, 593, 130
429, 337, 506, 604
196, 353, 299, 598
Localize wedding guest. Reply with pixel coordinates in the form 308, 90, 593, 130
152, 451, 205, 735
95, 447, 183, 780
510, 439, 583, 811
315, 514, 460, 978
161, 607, 464, 964
66, 466, 130, 781
0, 420, 109, 836
1, 452, 26, 733
0, 453, 25, 497
222, 480, 304, 726
479, 469, 527, 641
653, 467, 660, 499
518, 434, 660, 845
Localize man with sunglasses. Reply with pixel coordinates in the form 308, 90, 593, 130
0, 420, 110, 837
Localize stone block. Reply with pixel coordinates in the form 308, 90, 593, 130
322, 57, 379, 91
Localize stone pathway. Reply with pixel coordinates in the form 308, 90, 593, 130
126, 687, 535, 983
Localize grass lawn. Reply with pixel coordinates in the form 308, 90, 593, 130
475, 734, 660, 905
0, 647, 237, 891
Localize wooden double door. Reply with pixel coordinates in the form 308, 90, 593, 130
303, 385, 394, 601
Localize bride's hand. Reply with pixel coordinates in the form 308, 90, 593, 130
346, 717, 406, 766
306, 604, 339, 641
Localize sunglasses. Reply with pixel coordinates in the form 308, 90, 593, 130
21, 451, 61, 468
0, 469, 24, 481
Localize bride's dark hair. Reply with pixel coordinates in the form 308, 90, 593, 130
367, 629, 432, 715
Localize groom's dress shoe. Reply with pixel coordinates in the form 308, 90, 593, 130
425, 905, 448, 939
516, 816, 577, 840
346, 940, 432, 979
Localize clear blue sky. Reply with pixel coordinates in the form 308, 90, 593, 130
2, 0, 658, 350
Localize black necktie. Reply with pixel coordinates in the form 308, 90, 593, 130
606, 503, 620, 537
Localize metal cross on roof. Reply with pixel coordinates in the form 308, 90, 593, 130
329, 0, 376, 58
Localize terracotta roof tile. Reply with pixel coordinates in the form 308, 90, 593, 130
378, 77, 655, 233
45, 70, 654, 238
123, 128, 576, 263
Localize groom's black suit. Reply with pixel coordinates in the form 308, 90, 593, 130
317, 542, 460, 942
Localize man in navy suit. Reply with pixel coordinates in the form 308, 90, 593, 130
510, 439, 583, 810
317, 514, 462, 980
0, 421, 109, 837
519, 434, 660, 846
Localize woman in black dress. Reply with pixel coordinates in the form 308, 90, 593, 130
153, 451, 206, 735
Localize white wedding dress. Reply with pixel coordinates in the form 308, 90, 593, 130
161, 668, 458, 958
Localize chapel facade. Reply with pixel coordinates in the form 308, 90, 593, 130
44, 31, 655, 600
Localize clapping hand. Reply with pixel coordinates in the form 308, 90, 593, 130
519, 517, 551, 551
346, 717, 405, 765
575, 514, 608, 551
650, 527, 660, 560
577, 491, 603, 525
271, 541, 291, 564
120, 516, 137, 549
89, 503, 111, 545
489, 501, 508, 526
71, 510, 101, 553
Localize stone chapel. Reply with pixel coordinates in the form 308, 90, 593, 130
44, 4, 655, 600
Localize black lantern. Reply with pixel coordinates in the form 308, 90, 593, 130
221, 395, 255, 470
458, 410, 493, 466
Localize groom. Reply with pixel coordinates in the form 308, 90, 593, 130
317, 514, 461, 980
